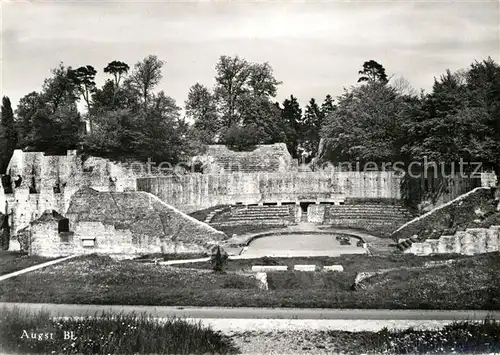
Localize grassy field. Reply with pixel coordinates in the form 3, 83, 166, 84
1, 253, 499, 309
134, 252, 209, 261
0, 306, 238, 355
173, 253, 470, 272
0, 251, 56, 276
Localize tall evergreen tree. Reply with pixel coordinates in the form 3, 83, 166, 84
280, 95, 303, 158
0, 97, 17, 173
301, 98, 323, 159
358, 60, 388, 84
321, 94, 336, 117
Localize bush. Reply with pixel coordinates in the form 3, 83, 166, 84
211, 246, 228, 273
0, 307, 239, 355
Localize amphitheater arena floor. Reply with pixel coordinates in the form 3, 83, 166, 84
240, 233, 367, 258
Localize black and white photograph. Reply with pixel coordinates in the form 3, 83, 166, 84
0, 0, 500, 354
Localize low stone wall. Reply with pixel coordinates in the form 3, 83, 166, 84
404, 226, 500, 256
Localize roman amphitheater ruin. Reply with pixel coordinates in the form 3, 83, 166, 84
0, 143, 498, 258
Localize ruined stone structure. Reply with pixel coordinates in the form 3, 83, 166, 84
194, 143, 297, 173
28, 187, 226, 257
1, 145, 496, 256
403, 226, 500, 256
1, 149, 139, 238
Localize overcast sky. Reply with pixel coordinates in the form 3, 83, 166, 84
1, 0, 499, 113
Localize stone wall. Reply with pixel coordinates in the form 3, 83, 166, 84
137, 171, 403, 213
404, 226, 500, 256
307, 204, 325, 223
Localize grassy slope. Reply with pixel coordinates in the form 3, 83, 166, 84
188, 204, 229, 222
1, 253, 499, 309
0, 251, 56, 276
393, 188, 498, 241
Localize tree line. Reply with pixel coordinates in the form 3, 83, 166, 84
0, 55, 499, 178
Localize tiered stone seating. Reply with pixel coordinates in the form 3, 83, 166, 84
217, 156, 281, 173
200, 143, 296, 173
212, 205, 296, 225
324, 202, 413, 236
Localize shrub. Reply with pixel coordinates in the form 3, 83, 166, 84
211, 246, 228, 273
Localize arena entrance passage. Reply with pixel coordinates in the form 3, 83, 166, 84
299, 202, 314, 212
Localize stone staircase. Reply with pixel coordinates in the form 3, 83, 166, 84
401, 225, 500, 255
324, 203, 413, 236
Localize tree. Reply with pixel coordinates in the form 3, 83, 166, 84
391, 76, 418, 97
185, 83, 220, 144
214, 55, 250, 127
0, 97, 17, 173
15, 92, 45, 148
247, 62, 282, 98
16, 64, 82, 153
358, 60, 388, 84
402, 70, 470, 162
104, 60, 130, 107
128, 55, 164, 107
104, 60, 130, 88
239, 96, 284, 144
321, 94, 336, 117
41, 63, 79, 114
321, 82, 408, 164
82, 109, 144, 159
280, 95, 303, 158
69, 65, 97, 131
69, 65, 97, 112
301, 98, 323, 159
221, 124, 261, 151
211, 245, 228, 273
466, 58, 500, 185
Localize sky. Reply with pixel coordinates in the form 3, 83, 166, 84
1, 0, 499, 114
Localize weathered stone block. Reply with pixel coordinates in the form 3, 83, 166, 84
323, 265, 344, 272
255, 272, 268, 290
293, 264, 316, 271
